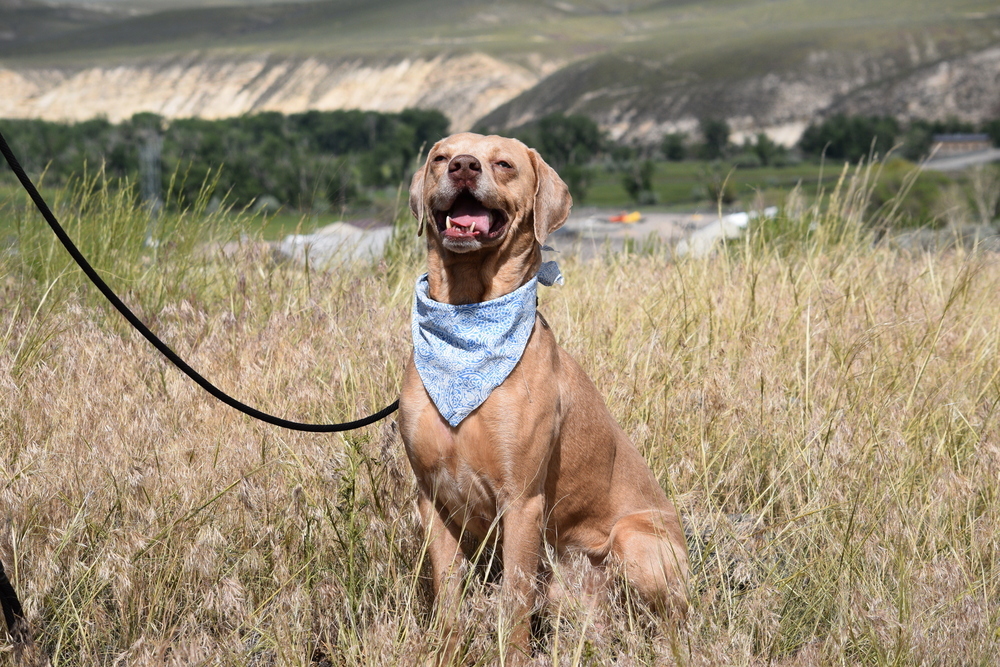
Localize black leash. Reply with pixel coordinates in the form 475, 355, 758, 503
0, 558, 23, 638
0, 127, 398, 432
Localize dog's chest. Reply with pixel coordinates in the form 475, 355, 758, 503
405, 409, 507, 535
399, 333, 560, 535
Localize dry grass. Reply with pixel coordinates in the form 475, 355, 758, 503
1, 166, 999, 665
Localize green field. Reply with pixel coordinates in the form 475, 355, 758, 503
584, 161, 828, 209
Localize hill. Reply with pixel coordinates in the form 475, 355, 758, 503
1, 0, 998, 144
0, 0, 125, 46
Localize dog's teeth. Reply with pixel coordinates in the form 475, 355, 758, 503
446, 216, 453, 229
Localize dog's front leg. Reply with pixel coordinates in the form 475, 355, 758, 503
418, 492, 467, 666
499, 493, 545, 666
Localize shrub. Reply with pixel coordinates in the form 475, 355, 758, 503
621, 159, 656, 204
700, 166, 737, 205
661, 132, 686, 161
902, 118, 978, 160
730, 152, 763, 169
699, 118, 730, 160
560, 163, 594, 203
966, 164, 1000, 225
799, 114, 899, 162
870, 158, 950, 227
514, 113, 605, 170
511, 113, 605, 202
982, 118, 1000, 147
749, 132, 787, 166
901, 124, 934, 161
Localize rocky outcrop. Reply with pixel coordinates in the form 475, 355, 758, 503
831, 46, 1000, 123
0, 52, 540, 132
477, 43, 1000, 147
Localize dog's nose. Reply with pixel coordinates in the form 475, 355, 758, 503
448, 154, 481, 186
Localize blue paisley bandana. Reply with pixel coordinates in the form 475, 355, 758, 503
412, 270, 550, 427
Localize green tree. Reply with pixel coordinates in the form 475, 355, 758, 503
621, 159, 656, 205
398, 108, 450, 157
699, 118, 730, 160
751, 132, 785, 166
982, 118, 1000, 147
902, 118, 977, 160
798, 114, 899, 162
901, 123, 934, 161
533, 113, 604, 170
558, 164, 592, 205
511, 113, 604, 202
661, 132, 686, 161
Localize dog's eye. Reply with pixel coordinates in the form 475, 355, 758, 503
433, 155, 448, 162
496, 161, 513, 169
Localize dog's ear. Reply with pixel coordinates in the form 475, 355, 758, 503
529, 148, 572, 246
409, 161, 428, 236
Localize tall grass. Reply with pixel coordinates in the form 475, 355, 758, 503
1, 162, 999, 665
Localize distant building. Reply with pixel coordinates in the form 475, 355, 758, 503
931, 133, 992, 156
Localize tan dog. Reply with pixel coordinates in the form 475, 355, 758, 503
399, 132, 688, 664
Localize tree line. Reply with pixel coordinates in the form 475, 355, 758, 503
3, 109, 998, 210
662, 115, 1000, 166
0, 109, 449, 210
798, 115, 1000, 162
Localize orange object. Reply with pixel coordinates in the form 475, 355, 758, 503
609, 211, 642, 223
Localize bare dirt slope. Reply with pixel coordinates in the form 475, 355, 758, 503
0, 52, 539, 132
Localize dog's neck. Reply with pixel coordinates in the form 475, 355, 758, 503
426, 236, 541, 305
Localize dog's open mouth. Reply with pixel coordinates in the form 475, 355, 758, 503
435, 192, 508, 241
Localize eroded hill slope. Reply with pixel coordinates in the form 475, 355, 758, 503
1, 0, 998, 144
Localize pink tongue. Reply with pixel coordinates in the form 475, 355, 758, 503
450, 199, 491, 234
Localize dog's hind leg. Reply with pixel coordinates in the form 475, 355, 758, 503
607, 510, 690, 618
418, 493, 468, 666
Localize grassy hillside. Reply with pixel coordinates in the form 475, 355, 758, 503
61, 0, 319, 9
0, 0, 123, 49
2, 158, 1000, 665
477, 0, 1000, 132
0, 0, 558, 61
1, 0, 996, 65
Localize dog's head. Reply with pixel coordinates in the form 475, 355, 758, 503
409, 133, 572, 253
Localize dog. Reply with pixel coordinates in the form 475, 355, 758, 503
399, 132, 688, 665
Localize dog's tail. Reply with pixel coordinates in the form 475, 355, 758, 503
0, 557, 24, 639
